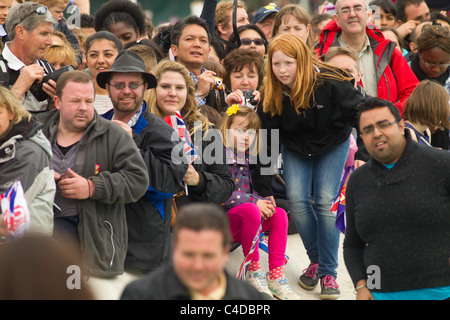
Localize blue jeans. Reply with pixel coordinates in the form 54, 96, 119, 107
283, 136, 350, 279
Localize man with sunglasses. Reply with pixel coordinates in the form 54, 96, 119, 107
1, 2, 57, 113
100, 50, 189, 274
344, 97, 450, 300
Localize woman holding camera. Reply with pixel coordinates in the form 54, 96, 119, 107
222, 49, 265, 110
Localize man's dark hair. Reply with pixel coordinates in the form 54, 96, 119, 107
172, 203, 232, 249
357, 97, 402, 131
170, 15, 211, 47
395, 0, 426, 23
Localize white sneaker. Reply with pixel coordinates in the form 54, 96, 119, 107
266, 274, 300, 300
246, 270, 272, 297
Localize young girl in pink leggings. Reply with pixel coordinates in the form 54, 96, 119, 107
219, 105, 298, 300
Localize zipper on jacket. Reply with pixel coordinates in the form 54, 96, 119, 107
104, 220, 115, 268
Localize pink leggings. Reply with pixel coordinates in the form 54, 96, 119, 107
228, 202, 288, 270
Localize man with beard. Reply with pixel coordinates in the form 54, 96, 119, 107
100, 50, 188, 273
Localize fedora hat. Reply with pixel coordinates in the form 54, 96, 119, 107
96, 50, 157, 89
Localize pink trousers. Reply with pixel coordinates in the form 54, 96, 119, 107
227, 202, 288, 270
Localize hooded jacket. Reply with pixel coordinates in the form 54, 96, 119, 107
0, 118, 55, 235
315, 20, 419, 115
37, 110, 149, 277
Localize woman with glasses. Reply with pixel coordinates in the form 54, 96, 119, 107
257, 34, 365, 299
85, 31, 122, 115
408, 25, 450, 149
147, 60, 234, 207
225, 24, 268, 58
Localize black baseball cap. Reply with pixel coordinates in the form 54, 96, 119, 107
253, 3, 280, 24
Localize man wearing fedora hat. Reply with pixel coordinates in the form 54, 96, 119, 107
101, 50, 188, 273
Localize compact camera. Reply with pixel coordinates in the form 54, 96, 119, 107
214, 77, 223, 90
242, 89, 257, 106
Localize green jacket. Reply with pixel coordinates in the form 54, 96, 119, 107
37, 110, 149, 277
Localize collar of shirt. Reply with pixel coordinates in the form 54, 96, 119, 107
112, 103, 144, 128
189, 272, 227, 300
0, 25, 6, 37
189, 67, 206, 86
2, 42, 29, 70
337, 33, 371, 56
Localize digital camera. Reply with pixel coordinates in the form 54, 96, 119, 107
29, 65, 75, 101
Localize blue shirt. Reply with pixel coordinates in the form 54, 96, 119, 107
372, 286, 450, 300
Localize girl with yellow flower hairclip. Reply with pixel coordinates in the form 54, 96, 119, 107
219, 104, 297, 299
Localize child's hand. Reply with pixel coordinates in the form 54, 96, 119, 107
256, 199, 275, 219
225, 89, 243, 106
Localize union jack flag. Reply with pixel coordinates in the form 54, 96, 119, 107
164, 111, 198, 164
331, 166, 353, 234
0, 181, 30, 240
237, 222, 263, 280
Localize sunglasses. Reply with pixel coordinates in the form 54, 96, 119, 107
109, 82, 145, 90
240, 38, 265, 46
14, 6, 48, 29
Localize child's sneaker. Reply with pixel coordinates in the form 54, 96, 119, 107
320, 275, 340, 300
298, 262, 319, 290
266, 274, 300, 300
246, 270, 272, 297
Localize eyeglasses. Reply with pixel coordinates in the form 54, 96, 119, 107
422, 61, 450, 68
108, 82, 145, 90
339, 6, 365, 16
14, 6, 48, 28
360, 120, 398, 136
240, 38, 265, 46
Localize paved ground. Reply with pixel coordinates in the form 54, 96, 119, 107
225, 232, 355, 300
87, 231, 356, 300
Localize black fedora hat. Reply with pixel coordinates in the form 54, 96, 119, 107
96, 50, 157, 89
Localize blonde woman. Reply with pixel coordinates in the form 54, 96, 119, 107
257, 34, 366, 299
0, 86, 55, 237
148, 60, 234, 205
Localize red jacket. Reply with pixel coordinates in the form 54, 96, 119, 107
315, 20, 419, 115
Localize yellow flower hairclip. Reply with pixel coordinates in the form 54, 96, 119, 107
226, 104, 240, 116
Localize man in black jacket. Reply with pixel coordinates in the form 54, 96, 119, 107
121, 203, 272, 300
100, 50, 188, 273
344, 97, 450, 300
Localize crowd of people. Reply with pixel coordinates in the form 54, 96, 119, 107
0, 0, 449, 301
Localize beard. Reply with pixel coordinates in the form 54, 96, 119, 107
108, 87, 145, 116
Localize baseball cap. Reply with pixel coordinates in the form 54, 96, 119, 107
253, 3, 280, 24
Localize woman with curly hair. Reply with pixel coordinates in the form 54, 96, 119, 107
94, 0, 147, 46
